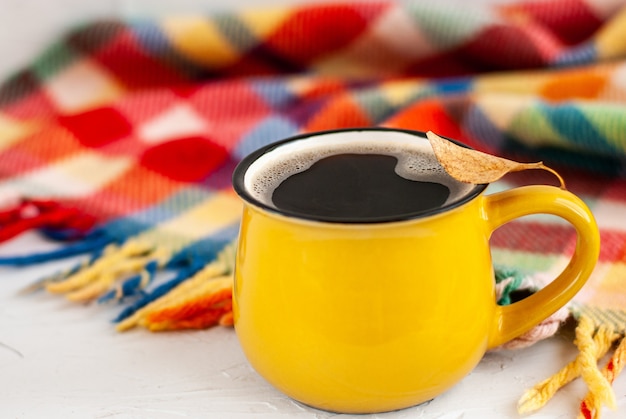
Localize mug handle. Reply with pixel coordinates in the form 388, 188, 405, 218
483, 185, 600, 349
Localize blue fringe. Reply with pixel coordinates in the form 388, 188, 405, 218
111, 259, 206, 323
111, 231, 236, 322
97, 260, 160, 303
0, 231, 113, 266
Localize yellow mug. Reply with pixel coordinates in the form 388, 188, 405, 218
231, 128, 600, 413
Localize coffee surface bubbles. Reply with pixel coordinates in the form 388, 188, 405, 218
244, 132, 476, 221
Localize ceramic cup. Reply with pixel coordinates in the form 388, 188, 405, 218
231, 128, 600, 413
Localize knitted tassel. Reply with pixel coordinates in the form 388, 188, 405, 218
580, 335, 626, 418
19, 249, 108, 294
518, 316, 622, 417
142, 276, 233, 331
113, 241, 236, 329
45, 239, 172, 302
111, 260, 207, 323
115, 258, 232, 332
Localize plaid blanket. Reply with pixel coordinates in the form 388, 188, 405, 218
1, 0, 626, 417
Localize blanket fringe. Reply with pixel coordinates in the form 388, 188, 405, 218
15, 232, 238, 332
580, 333, 626, 419
0, 195, 238, 329
517, 316, 624, 418
44, 239, 171, 302
116, 272, 233, 331
115, 243, 235, 332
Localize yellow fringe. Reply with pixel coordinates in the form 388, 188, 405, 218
45, 239, 171, 302
45, 243, 121, 293
115, 258, 229, 331
580, 335, 626, 419
143, 274, 233, 332
577, 319, 617, 410
115, 242, 236, 332
517, 316, 619, 414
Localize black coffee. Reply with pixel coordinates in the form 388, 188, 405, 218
240, 131, 477, 223
272, 153, 450, 221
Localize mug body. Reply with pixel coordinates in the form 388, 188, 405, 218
233, 129, 493, 412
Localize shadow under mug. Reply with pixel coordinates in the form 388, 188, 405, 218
231, 128, 600, 414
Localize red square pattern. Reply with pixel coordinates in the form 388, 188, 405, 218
264, 4, 382, 66
92, 31, 187, 90
58, 107, 133, 148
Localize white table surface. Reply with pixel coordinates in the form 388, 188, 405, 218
1, 232, 625, 419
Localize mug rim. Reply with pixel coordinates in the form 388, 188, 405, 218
232, 127, 488, 224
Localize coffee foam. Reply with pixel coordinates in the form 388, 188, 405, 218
244, 130, 476, 209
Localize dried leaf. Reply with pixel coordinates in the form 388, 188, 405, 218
426, 131, 566, 189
